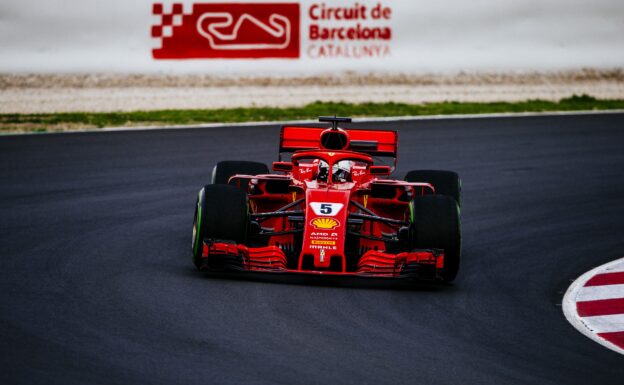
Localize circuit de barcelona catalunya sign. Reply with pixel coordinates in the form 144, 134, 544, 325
151, 2, 393, 60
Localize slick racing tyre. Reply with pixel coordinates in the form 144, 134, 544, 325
192, 184, 248, 269
211, 161, 269, 185
411, 195, 461, 282
405, 170, 461, 207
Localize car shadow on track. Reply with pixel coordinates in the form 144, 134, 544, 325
179, 267, 456, 293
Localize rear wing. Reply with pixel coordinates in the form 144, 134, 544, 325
279, 125, 398, 168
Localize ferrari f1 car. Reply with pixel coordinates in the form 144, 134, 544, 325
192, 117, 462, 282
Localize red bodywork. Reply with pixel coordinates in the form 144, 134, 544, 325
199, 125, 445, 280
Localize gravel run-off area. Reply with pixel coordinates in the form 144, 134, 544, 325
1, 69, 623, 113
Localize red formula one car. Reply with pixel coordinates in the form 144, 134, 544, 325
191, 117, 462, 282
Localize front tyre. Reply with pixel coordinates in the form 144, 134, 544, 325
191, 184, 248, 269
411, 195, 461, 282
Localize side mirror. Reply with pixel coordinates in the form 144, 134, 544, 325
272, 161, 293, 172
369, 165, 391, 176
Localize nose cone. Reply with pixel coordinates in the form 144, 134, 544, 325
300, 187, 351, 271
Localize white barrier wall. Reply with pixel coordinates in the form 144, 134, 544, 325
1, 0, 623, 74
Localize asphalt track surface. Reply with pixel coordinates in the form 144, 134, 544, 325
2, 113, 624, 385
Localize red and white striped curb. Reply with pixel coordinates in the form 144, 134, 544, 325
563, 257, 624, 355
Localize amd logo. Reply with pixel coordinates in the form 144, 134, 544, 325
310, 232, 338, 237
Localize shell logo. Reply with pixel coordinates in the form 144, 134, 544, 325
310, 217, 340, 230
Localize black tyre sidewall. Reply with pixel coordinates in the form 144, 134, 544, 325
203, 184, 248, 243
192, 184, 248, 269
411, 195, 461, 282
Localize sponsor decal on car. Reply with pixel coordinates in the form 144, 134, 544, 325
311, 240, 336, 246
310, 217, 340, 230
309, 245, 337, 250
309, 202, 344, 216
310, 231, 339, 239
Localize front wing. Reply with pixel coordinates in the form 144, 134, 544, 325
198, 241, 445, 281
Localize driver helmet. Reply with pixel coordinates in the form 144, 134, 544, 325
332, 160, 354, 182
316, 160, 330, 182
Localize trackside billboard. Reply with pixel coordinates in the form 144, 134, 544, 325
152, 3, 302, 59
1, 0, 624, 74
151, 2, 393, 61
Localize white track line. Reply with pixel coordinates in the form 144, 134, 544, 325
562, 257, 624, 355
2, 109, 624, 137
100, 109, 624, 132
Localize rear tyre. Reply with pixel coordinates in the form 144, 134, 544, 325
192, 184, 248, 269
211, 161, 269, 185
405, 170, 461, 207
411, 195, 461, 282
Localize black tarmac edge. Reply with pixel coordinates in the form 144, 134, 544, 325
2, 113, 624, 385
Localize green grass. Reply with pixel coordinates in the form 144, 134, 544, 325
2, 94, 623, 133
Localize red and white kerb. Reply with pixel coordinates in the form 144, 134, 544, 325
563, 258, 624, 355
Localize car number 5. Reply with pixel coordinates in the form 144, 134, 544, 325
310, 202, 344, 216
